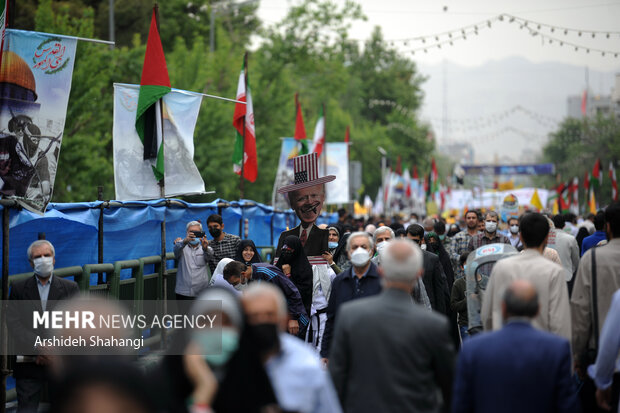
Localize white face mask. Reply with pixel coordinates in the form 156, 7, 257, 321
350, 247, 371, 267
234, 282, 247, 291
33, 256, 54, 278
485, 221, 497, 233
376, 241, 388, 253
420, 244, 427, 251
509, 225, 519, 234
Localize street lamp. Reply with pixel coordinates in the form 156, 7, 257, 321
377, 146, 388, 214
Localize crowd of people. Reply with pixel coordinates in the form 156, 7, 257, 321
7, 174, 620, 412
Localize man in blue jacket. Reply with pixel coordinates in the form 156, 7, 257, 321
320, 232, 382, 363
581, 210, 607, 256
453, 279, 579, 413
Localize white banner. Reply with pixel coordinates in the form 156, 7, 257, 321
325, 142, 349, 204
113, 83, 205, 201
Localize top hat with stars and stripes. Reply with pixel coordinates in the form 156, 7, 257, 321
277, 153, 336, 194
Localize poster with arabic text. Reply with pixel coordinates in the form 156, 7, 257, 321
0, 29, 77, 213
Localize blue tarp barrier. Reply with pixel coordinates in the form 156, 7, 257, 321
1, 199, 338, 277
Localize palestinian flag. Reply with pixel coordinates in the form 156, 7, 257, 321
135, 9, 171, 181
232, 54, 257, 182
610, 162, 618, 201
557, 182, 570, 213
592, 158, 602, 188
0, 0, 7, 68
311, 105, 325, 157
294, 93, 308, 155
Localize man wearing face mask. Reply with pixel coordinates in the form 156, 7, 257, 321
8, 240, 79, 413
242, 283, 342, 413
223, 261, 309, 336
174, 220, 211, 300
468, 211, 511, 277
320, 232, 382, 363
372, 226, 432, 311
507, 217, 523, 251
203, 214, 240, 273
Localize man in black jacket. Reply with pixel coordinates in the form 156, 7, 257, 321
406, 224, 449, 315
320, 232, 382, 363
8, 240, 80, 412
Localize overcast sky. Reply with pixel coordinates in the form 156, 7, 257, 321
257, 0, 620, 164
258, 0, 620, 71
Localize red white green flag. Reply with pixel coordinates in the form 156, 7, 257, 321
135, 9, 171, 181
610, 162, 618, 201
232, 55, 257, 182
311, 105, 325, 157
592, 158, 602, 188
294, 93, 309, 155
430, 158, 439, 194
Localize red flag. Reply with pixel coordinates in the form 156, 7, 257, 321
581, 90, 587, 115
592, 158, 602, 188
395, 156, 402, 176
584, 170, 590, 191
413, 165, 419, 179
294, 93, 308, 154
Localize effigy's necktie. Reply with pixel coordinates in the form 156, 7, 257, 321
300, 229, 308, 246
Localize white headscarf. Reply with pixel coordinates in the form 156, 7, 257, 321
209, 258, 239, 295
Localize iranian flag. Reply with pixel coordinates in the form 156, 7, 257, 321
135, 9, 171, 181
294, 93, 309, 154
232, 55, 257, 182
592, 158, 602, 188
311, 105, 325, 157
430, 158, 439, 194
610, 162, 618, 201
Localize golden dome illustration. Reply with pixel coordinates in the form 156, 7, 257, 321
0, 51, 37, 100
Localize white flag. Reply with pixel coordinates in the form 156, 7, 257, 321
113, 83, 205, 200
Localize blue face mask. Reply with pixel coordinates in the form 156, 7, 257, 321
189, 239, 200, 246
328, 241, 338, 249
194, 328, 239, 367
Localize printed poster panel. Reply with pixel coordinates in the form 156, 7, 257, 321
0, 29, 77, 213
113, 84, 205, 201
324, 142, 349, 204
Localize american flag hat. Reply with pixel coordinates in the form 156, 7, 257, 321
277, 153, 335, 194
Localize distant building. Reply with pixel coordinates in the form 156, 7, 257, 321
438, 141, 475, 164
567, 73, 620, 119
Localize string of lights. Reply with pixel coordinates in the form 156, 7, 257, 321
375, 13, 620, 58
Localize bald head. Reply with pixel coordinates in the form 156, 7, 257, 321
380, 238, 423, 286
502, 279, 539, 321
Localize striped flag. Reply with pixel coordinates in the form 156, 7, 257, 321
592, 158, 602, 188
232, 54, 257, 182
344, 125, 350, 158
135, 9, 171, 181
610, 162, 618, 201
311, 104, 325, 157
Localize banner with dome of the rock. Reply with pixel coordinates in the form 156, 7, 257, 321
0, 29, 76, 213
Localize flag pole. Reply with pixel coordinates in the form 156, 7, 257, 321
239, 51, 248, 200
154, 3, 168, 323
322, 102, 326, 178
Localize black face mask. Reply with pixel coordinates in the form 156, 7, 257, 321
279, 250, 294, 263
250, 323, 280, 354
209, 228, 222, 238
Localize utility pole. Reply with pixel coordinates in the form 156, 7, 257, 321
108, 0, 115, 50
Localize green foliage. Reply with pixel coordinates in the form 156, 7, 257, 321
542, 114, 620, 206
24, 0, 435, 204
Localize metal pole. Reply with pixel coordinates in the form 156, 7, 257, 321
97, 187, 104, 271
210, 7, 215, 52
1, 206, 9, 413
108, 0, 115, 50
239, 52, 248, 200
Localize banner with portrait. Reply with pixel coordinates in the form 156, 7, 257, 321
0, 29, 77, 213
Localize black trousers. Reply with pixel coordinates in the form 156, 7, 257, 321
16, 377, 45, 413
